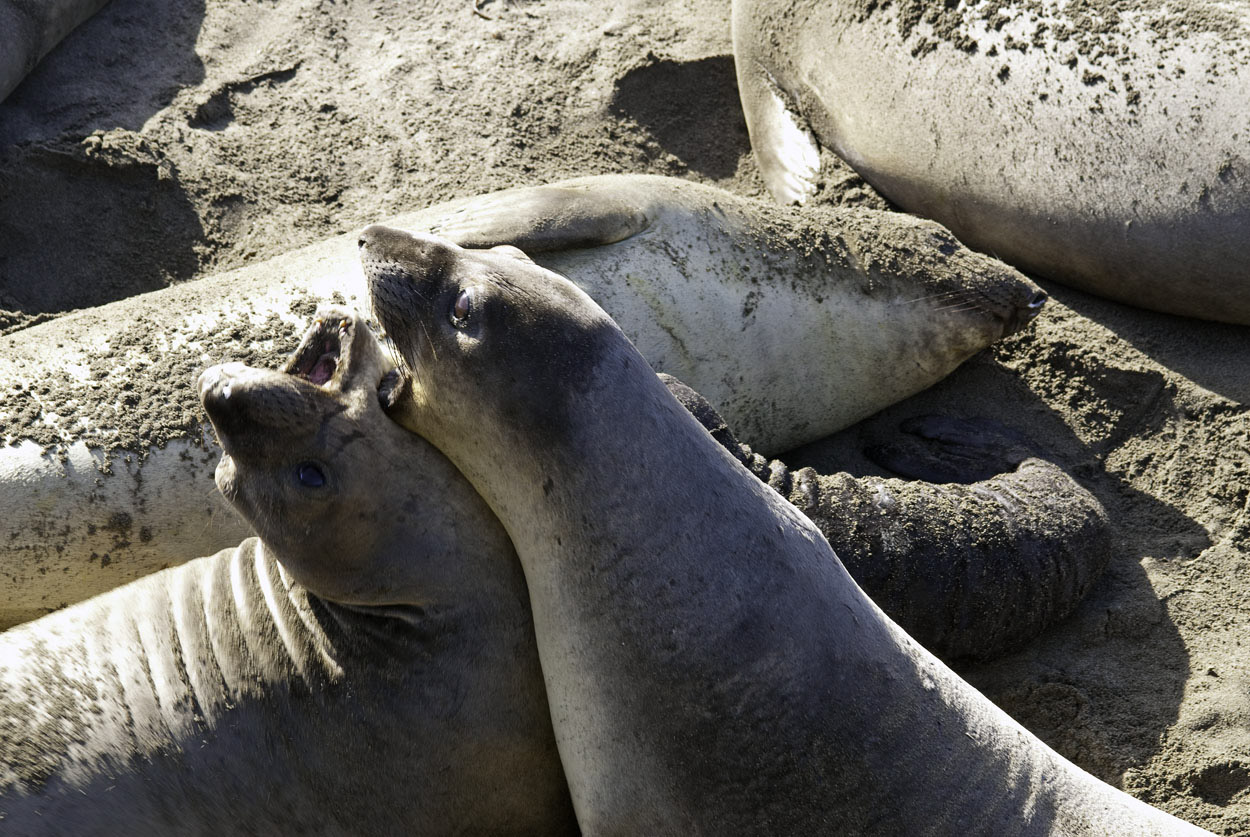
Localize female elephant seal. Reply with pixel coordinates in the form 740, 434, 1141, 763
0, 174, 1042, 627
366, 230, 1208, 835
0, 308, 578, 835
734, 0, 1250, 322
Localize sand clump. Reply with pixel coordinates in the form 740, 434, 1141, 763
0, 0, 1247, 832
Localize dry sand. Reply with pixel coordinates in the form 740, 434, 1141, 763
1, 0, 1247, 832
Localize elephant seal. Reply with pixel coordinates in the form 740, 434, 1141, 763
662, 376, 1110, 662
366, 230, 1208, 835
0, 0, 112, 103
0, 307, 578, 835
733, 0, 1250, 323
0, 174, 1042, 627
0, 302, 1107, 831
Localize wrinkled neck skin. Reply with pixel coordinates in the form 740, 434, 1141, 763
0, 536, 572, 836
408, 339, 1199, 835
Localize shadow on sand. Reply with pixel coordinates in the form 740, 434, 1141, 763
609, 54, 750, 181
0, 0, 208, 315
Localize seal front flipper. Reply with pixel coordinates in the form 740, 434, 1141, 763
428, 183, 651, 253
867, 414, 1041, 484
732, 10, 820, 204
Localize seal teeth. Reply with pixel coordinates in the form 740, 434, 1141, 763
285, 314, 348, 385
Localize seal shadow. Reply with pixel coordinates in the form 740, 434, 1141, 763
0, 0, 208, 144
1041, 280, 1250, 407
0, 0, 208, 318
608, 54, 751, 180
784, 342, 1198, 789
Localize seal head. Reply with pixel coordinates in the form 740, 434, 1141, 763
198, 307, 509, 606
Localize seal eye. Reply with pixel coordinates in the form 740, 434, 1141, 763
451, 288, 473, 328
297, 463, 326, 488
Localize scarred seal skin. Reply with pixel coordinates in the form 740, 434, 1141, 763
733, 0, 1250, 323
366, 229, 1210, 835
0, 309, 577, 836
0, 174, 1042, 627
0, 0, 112, 103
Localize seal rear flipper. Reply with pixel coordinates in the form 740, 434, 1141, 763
867, 415, 1040, 484
428, 184, 651, 253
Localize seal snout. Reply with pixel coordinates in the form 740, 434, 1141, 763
358, 226, 462, 297
358, 227, 465, 384
1005, 288, 1048, 336
198, 362, 250, 413
198, 362, 260, 447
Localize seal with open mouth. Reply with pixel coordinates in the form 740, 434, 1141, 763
0, 175, 1043, 628
365, 229, 1208, 835
0, 308, 577, 835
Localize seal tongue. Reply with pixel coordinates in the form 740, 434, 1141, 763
308, 341, 338, 385
287, 316, 349, 386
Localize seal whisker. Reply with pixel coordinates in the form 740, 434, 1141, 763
933, 303, 983, 315
900, 290, 969, 305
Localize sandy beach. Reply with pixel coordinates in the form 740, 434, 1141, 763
1, 0, 1247, 832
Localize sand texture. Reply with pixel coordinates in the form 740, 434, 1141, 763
1, 0, 1247, 832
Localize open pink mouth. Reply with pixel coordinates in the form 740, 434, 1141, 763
285, 314, 351, 386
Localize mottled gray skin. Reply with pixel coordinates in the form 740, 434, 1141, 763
734, 0, 1250, 323
0, 0, 111, 102
0, 309, 576, 836
0, 174, 1042, 629
664, 374, 1111, 662
365, 228, 1209, 835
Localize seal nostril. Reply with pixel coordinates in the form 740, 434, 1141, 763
1028, 290, 1048, 310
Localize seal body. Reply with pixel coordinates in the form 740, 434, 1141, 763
734, 0, 1250, 322
366, 230, 1208, 835
663, 375, 1111, 662
0, 309, 576, 835
0, 174, 1041, 625
0, 0, 112, 103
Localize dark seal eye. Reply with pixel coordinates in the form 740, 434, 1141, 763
297, 463, 326, 488
451, 288, 473, 328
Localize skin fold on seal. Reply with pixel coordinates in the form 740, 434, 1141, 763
365, 229, 1210, 835
0, 174, 1043, 629
0, 308, 577, 836
732, 0, 1250, 323
0, 0, 112, 103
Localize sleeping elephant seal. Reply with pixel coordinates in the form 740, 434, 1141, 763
0, 308, 578, 835
366, 230, 1209, 835
0, 174, 1042, 627
0, 0, 112, 103
733, 0, 1250, 323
